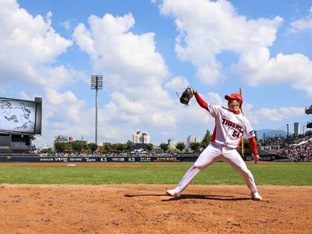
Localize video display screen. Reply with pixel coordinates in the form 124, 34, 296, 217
0, 97, 42, 135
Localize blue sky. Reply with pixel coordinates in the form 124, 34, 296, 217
1, 0, 312, 148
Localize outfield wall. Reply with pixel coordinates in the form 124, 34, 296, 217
0, 156, 191, 163
0, 154, 281, 163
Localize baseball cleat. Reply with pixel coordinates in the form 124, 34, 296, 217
166, 188, 181, 198
251, 192, 262, 201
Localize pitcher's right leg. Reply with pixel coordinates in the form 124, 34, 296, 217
167, 143, 221, 197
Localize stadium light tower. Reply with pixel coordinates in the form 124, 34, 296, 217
91, 75, 103, 145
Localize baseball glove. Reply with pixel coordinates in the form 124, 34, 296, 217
179, 87, 194, 105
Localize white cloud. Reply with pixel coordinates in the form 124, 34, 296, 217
72, 13, 185, 143
159, 0, 312, 96
245, 53, 312, 89
165, 76, 189, 90
151, 112, 176, 126
45, 88, 85, 123
30, 87, 92, 146
61, 20, 74, 31
109, 92, 145, 115
74, 13, 168, 85
73, 23, 95, 55
250, 107, 305, 126
160, 0, 282, 85
0, 0, 73, 89
288, 7, 312, 33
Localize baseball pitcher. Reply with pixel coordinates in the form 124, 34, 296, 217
168, 89, 262, 201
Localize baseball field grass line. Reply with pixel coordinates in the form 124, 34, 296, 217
0, 162, 311, 185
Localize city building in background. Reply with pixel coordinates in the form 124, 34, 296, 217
294, 122, 300, 137
54, 135, 74, 143
186, 135, 201, 148
132, 131, 150, 144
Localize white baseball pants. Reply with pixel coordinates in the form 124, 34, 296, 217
176, 142, 259, 194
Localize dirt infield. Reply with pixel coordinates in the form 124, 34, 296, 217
0, 162, 311, 233
0, 184, 311, 234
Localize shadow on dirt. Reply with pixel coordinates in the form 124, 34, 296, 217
125, 193, 251, 201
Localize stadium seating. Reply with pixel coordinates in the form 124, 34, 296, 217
305, 105, 312, 115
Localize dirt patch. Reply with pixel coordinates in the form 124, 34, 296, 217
0, 184, 311, 234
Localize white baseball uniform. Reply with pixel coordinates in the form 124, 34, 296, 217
174, 92, 260, 195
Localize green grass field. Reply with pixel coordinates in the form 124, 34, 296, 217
0, 162, 311, 185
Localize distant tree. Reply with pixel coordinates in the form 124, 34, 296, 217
159, 143, 169, 152
72, 140, 86, 153
54, 142, 69, 153
112, 143, 126, 152
190, 142, 201, 152
40, 148, 52, 154
176, 142, 186, 152
88, 143, 98, 153
146, 143, 154, 151
125, 140, 133, 151
201, 130, 211, 148
101, 143, 112, 154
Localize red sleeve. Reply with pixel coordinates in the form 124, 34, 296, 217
194, 92, 209, 110
248, 137, 258, 155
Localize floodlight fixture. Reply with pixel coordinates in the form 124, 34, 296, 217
91, 75, 103, 90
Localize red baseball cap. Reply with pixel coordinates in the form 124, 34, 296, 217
225, 93, 243, 103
